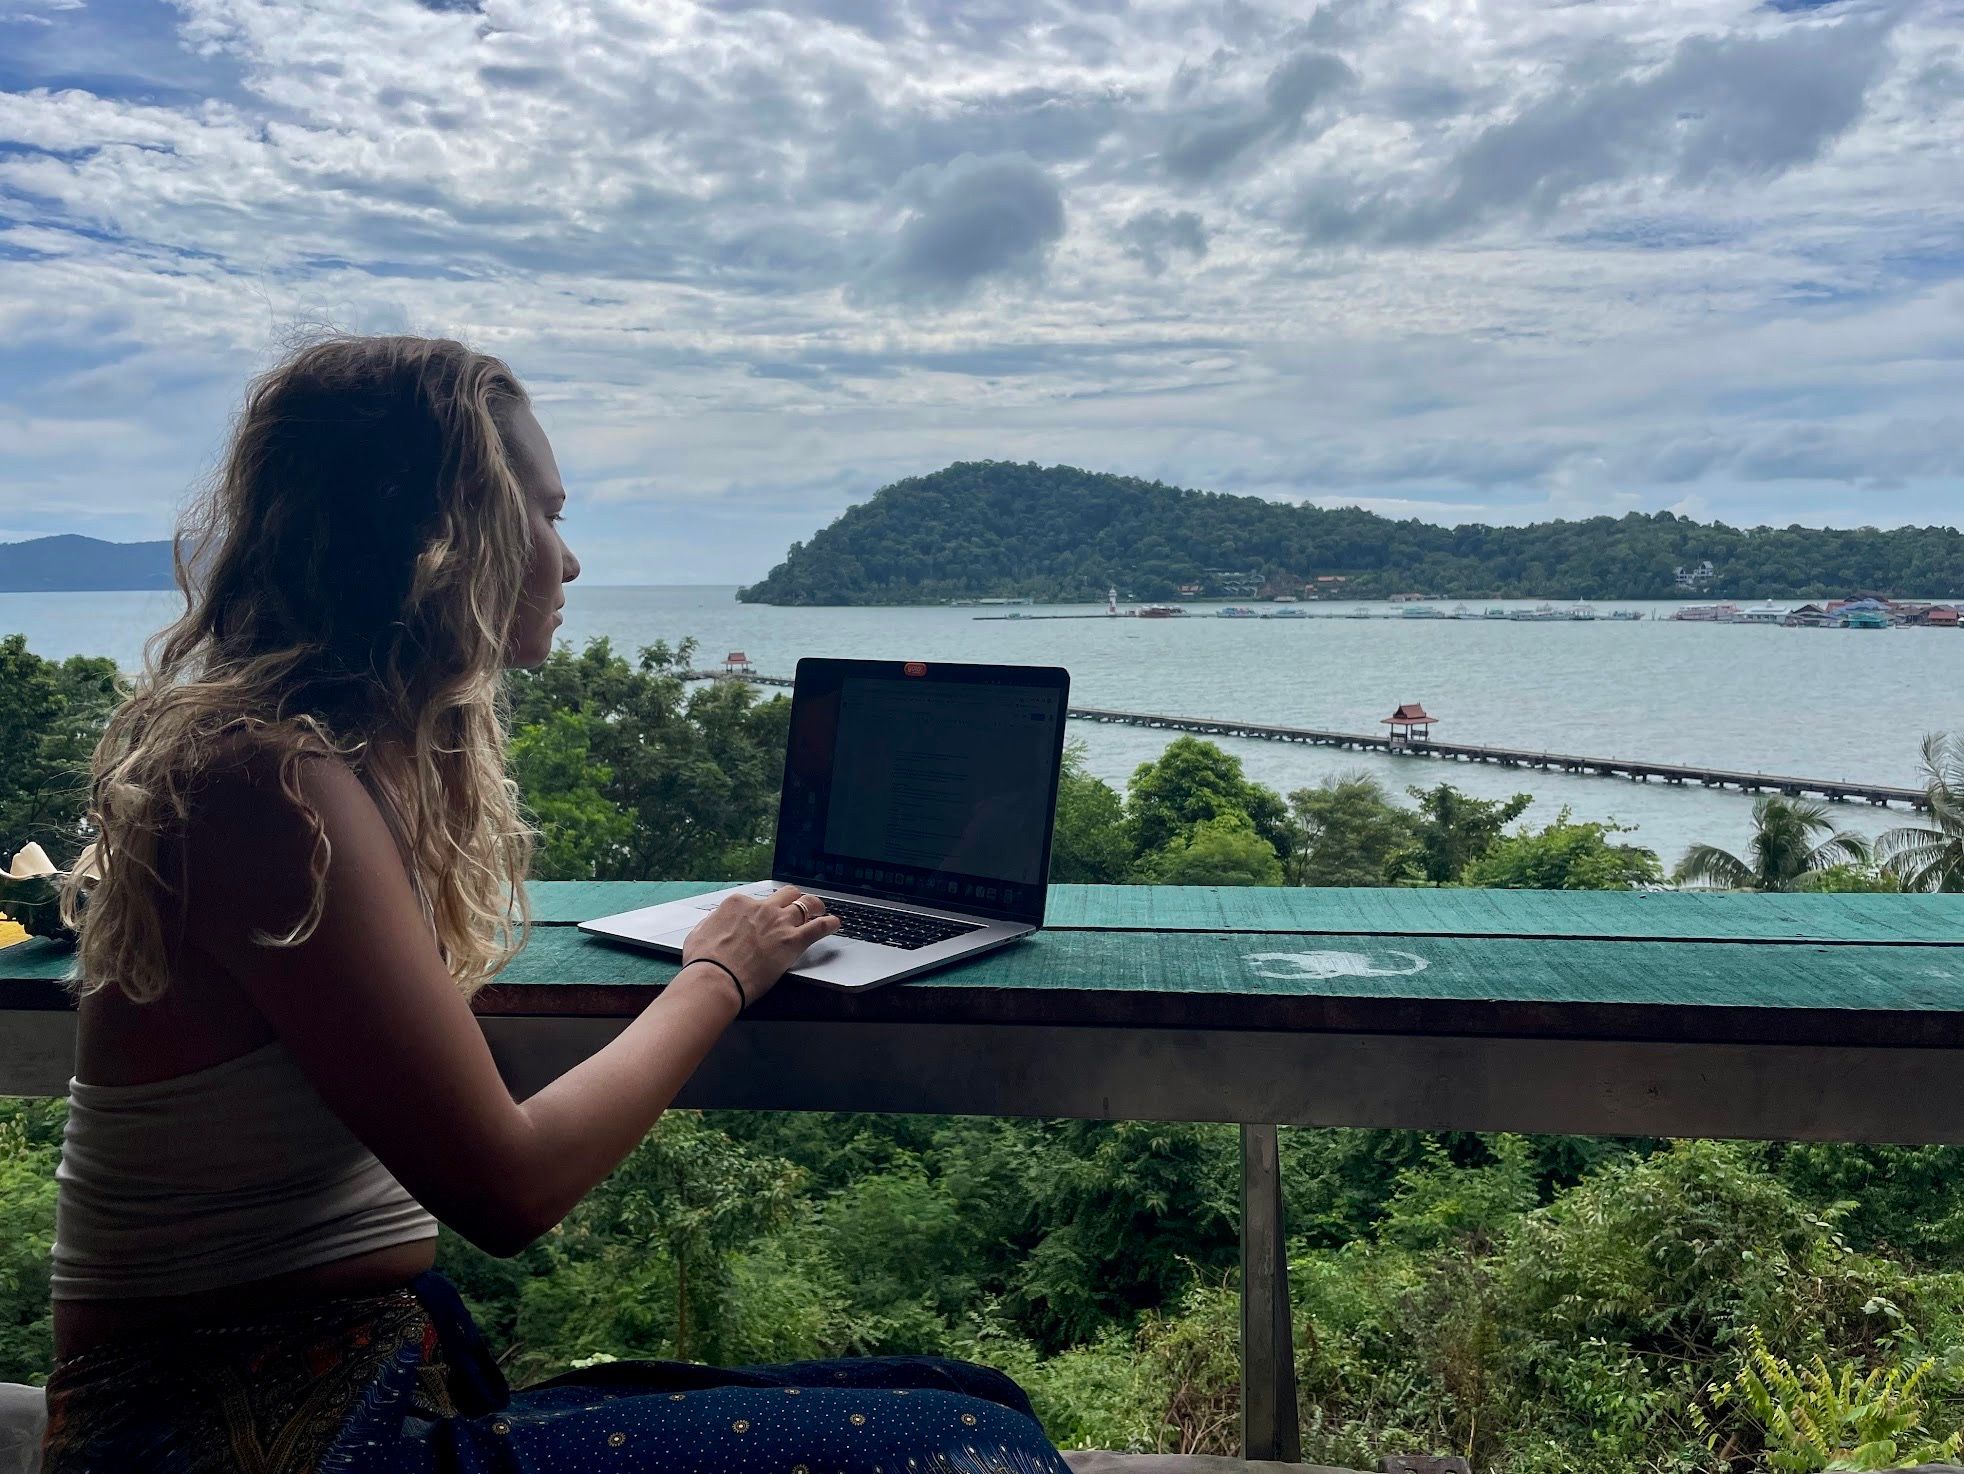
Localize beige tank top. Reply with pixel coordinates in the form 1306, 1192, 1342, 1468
52, 1041, 436, 1300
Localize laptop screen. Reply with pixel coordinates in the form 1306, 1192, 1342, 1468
772, 659, 1071, 925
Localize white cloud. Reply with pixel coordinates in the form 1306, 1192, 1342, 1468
0, 0, 1957, 582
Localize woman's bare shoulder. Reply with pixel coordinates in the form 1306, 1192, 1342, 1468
176, 733, 386, 924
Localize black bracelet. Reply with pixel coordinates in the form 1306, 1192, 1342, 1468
686, 956, 747, 1013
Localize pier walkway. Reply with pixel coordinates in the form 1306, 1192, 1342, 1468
685, 671, 1930, 810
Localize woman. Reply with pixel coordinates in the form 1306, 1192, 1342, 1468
41, 336, 1068, 1474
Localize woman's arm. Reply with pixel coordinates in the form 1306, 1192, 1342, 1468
180, 754, 837, 1256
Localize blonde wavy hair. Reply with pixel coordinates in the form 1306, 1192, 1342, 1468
63, 335, 536, 1001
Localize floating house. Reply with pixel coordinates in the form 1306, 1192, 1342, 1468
1736, 604, 1791, 625
1671, 603, 1740, 622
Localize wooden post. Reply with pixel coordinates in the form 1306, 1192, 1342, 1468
1240, 1123, 1300, 1463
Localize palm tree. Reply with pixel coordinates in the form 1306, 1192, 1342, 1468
1878, 733, 1964, 892
1675, 796, 1872, 892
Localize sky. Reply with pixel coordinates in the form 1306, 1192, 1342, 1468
0, 0, 1960, 585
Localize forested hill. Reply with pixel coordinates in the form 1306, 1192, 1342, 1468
737, 462, 1964, 605
0, 535, 174, 592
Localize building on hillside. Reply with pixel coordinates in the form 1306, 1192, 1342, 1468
1674, 560, 1716, 590
1204, 569, 1263, 597
1382, 702, 1438, 744
1303, 575, 1348, 599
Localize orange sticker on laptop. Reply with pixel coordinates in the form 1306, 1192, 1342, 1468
903, 661, 927, 676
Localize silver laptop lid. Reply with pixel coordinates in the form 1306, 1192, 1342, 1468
771, 658, 1071, 928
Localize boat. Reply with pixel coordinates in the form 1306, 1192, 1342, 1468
1401, 605, 1446, 619
1268, 606, 1307, 619
1450, 604, 1473, 619
1346, 606, 1376, 618
1136, 605, 1188, 619
1610, 610, 1645, 621
1483, 607, 1510, 620
1271, 595, 1298, 603
1218, 606, 1260, 618
1510, 604, 1561, 621
1566, 605, 1598, 621
1671, 603, 1740, 622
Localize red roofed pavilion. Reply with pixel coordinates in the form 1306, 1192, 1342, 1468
722, 650, 753, 674
1382, 702, 1437, 743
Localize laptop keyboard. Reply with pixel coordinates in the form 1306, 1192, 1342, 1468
824, 899, 984, 951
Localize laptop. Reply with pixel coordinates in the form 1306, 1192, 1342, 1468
580, 657, 1071, 990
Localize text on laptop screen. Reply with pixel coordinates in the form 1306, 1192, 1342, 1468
775, 666, 1066, 919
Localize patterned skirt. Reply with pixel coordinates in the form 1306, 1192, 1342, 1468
41, 1272, 1069, 1474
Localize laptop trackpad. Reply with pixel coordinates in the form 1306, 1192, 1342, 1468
653, 926, 843, 963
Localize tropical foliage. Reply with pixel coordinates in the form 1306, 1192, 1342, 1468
1878, 734, 1964, 893
736, 462, 1964, 605
10, 632, 1964, 1472
0, 637, 117, 935
1675, 798, 1875, 893
1462, 810, 1664, 891
1699, 1328, 1963, 1472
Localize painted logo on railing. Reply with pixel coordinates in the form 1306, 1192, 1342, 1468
1242, 950, 1429, 980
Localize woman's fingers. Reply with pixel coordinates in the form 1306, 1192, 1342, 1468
772, 888, 827, 926
792, 912, 844, 947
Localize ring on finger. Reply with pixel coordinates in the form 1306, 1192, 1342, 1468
791, 898, 810, 923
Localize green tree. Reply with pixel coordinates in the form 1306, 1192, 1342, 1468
510, 1112, 802, 1372
0, 634, 118, 867
1675, 797, 1873, 892
1401, 783, 1532, 884
1461, 810, 1663, 891
0, 1100, 62, 1380
1049, 741, 1134, 883
506, 638, 788, 881
508, 710, 635, 880
1012, 1121, 1240, 1348
1804, 863, 1901, 894
1126, 736, 1289, 863
1138, 812, 1283, 886
1878, 733, 1964, 892
1283, 771, 1415, 887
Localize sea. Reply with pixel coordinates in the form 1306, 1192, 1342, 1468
7, 586, 1961, 868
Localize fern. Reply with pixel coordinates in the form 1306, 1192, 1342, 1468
1698, 1327, 1962, 1472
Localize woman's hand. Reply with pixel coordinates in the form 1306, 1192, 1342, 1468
682, 886, 842, 1006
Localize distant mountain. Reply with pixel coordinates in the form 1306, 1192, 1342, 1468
738, 461, 1964, 605
0, 535, 175, 593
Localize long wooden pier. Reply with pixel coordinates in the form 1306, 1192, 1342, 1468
685, 672, 1930, 810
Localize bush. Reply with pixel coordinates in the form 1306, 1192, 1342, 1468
1698, 1328, 1963, 1471
0, 1101, 63, 1381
